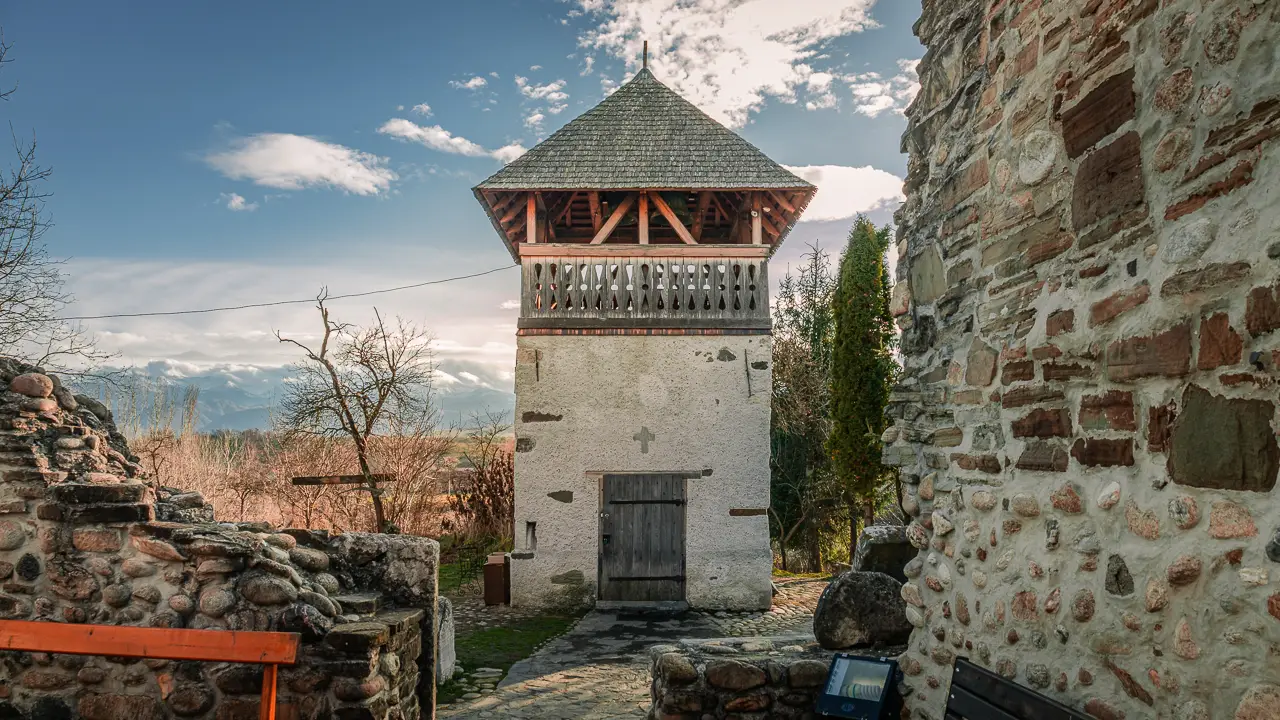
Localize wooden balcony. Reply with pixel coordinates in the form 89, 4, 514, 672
518, 252, 771, 330
477, 188, 811, 262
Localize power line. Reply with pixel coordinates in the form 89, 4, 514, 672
59, 264, 517, 321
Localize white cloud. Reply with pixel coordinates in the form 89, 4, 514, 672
848, 58, 920, 118
378, 118, 526, 164
491, 143, 528, 164
530, 64, 543, 71
499, 300, 520, 310
489, 71, 500, 78
804, 70, 838, 110
524, 111, 546, 130
377, 119, 490, 157
205, 133, 396, 195
449, 76, 488, 90
516, 76, 569, 104
396, 104, 405, 111
411, 103, 433, 116
581, 56, 596, 75
220, 192, 258, 212
782, 164, 904, 221
576, 0, 879, 127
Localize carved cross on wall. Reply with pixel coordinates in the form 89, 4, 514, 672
633, 426, 655, 454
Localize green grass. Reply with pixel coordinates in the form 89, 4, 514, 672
437, 562, 470, 593
437, 613, 583, 704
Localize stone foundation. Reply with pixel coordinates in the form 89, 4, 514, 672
887, 0, 1280, 718
646, 640, 834, 720
0, 357, 438, 719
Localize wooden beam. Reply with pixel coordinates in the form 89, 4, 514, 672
260, 664, 279, 720
728, 193, 748, 244
527, 193, 538, 244
708, 193, 731, 226
589, 192, 603, 233
555, 192, 578, 225
589, 193, 636, 244
751, 193, 763, 245
291, 474, 396, 486
492, 192, 519, 220
0, 619, 299, 664
519, 244, 770, 258
648, 192, 696, 244
499, 195, 524, 225
692, 192, 709, 241
767, 189, 796, 214
760, 210, 783, 240
537, 193, 557, 242
638, 191, 649, 244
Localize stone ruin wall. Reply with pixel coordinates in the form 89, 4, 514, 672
885, 0, 1280, 718
0, 357, 440, 720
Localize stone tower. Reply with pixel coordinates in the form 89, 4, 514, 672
473, 68, 815, 610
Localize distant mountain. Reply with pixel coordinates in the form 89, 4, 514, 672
78, 360, 515, 432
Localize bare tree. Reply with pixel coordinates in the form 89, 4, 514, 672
370, 412, 454, 536
275, 292, 438, 533
0, 29, 104, 367
263, 433, 350, 529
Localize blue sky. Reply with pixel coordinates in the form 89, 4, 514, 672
5, 0, 922, 416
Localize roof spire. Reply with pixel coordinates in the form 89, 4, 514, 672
643, 40, 648, 69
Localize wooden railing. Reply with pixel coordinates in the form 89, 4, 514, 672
0, 620, 299, 720
519, 256, 771, 329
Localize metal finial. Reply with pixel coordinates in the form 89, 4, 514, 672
643, 41, 648, 69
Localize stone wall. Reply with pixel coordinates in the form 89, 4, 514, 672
885, 0, 1280, 718
511, 335, 774, 611
647, 639, 835, 719
0, 357, 439, 720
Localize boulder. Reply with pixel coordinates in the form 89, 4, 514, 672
436, 595, 456, 682
851, 525, 916, 582
813, 571, 913, 649
10, 373, 53, 398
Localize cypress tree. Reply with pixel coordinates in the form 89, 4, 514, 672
828, 215, 897, 559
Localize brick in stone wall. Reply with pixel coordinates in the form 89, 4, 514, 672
1072, 131, 1146, 231
1060, 68, 1136, 158
1105, 322, 1191, 381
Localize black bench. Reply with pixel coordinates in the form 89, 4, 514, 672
946, 657, 1090, 719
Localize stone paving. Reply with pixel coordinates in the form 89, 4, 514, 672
438, 576, 829, 719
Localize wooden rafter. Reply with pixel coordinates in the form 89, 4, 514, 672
638, 191, 650, 244
751, 193, 763, 245
589, 192, 603, 233
760, 208, 783, 239
499, 194, 525, 225
491, 192, 519, 221
767, 189, 796, 214
538, 193, 558, 242
554, 192, 578, 225
692, 192, 709, 241
590, 193, 636, 244
648, 192, 696, 244
708, 193, 731, 226
527, 193, 538, 244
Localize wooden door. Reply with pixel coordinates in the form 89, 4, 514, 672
598, 474, 686, 602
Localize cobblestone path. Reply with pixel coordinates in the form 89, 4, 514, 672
438, 576, 829, 719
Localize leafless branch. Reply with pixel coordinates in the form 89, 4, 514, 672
275, 292, 440, 532
0, 27, 106, 369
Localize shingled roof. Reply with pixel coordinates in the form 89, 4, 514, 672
474, 68, 813, 191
